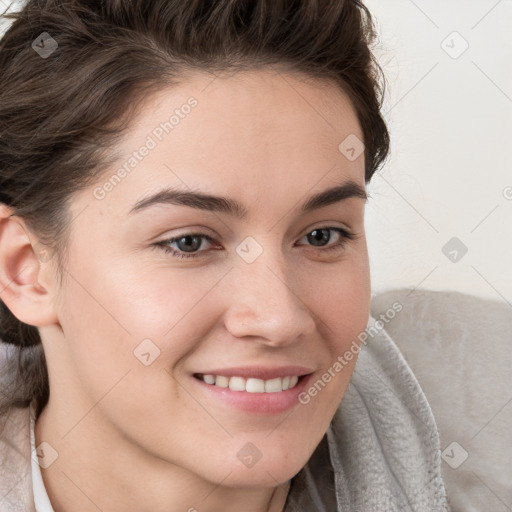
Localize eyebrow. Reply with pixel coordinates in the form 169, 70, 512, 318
128, 179, 367, 218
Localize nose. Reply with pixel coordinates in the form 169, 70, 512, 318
222, 255, 316, 347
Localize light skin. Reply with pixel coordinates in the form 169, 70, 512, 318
0, 67, 370, 512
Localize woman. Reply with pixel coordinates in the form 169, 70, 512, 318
0, 0, 450, 510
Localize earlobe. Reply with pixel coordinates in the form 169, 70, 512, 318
0, 204, 59, 327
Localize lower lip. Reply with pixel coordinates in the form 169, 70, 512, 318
191, 374, 313, 415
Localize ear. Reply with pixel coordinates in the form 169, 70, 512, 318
0, 204, 59, 327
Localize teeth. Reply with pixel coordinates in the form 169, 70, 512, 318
203, 374, 215, 385
199, 374, 301, 392
246, 378, 265, 393
215, 375, 229, 388
228, 376, 245, 391
265, 377, 282, 393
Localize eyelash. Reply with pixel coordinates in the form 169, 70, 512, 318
152, 227, 355, 260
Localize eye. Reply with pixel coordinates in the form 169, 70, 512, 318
153, 233, 217, 259
296, 227, 354, 253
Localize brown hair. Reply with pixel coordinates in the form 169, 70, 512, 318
0, 0, 389, 418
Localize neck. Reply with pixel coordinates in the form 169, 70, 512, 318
34, 400, 291, 512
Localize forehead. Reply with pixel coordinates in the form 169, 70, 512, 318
81, 68, 365, 219
141, 67, 361, 142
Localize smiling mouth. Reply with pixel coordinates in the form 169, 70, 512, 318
193, 373, 304, 393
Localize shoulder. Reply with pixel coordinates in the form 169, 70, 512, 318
0, 404, 35, 512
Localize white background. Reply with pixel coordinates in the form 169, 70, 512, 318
364, 0, 512, 303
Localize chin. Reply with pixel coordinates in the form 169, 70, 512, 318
221, 463, 300, 489
221, 445, 312, 488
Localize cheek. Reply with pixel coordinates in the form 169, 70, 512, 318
64, 253, 218, 338
58, 259, 225, 390
305, 250, 371, 341
56, 276, 138, 407
286, 254, 370, 425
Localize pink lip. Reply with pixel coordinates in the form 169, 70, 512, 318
193, 365, 314, 380
191, 370, 315, 415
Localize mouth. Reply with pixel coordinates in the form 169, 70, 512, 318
193, 373, 304, 393
190, 367, 315, 415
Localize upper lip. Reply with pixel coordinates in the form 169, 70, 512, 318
193, 365, 314, 381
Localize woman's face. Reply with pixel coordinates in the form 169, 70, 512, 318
42, 68, 370, 489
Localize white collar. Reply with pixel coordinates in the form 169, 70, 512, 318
29, 401, 55, 512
